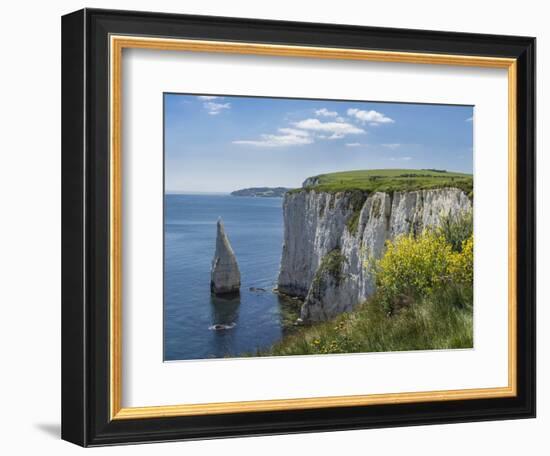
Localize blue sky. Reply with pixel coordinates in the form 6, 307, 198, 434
165, 94, 473, 193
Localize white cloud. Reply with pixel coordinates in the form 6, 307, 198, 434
293, 118, 365, 137
232, 115, 366, 148
390, 156, 413, 161
336, 116, 346, 122
347, 108, 394, 125
204, 101, 230, 115
345, 142, 362, 147
195, 96, 231, 115
279, 128, 310, 137
315, 108, 338, 117
233, 128, 312, 147
466, 116, 473, 122
381, 143, 401, 149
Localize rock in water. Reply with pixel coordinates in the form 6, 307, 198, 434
210, 218, 241, 295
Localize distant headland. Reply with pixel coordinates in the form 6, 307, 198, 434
230, 187, 292, 198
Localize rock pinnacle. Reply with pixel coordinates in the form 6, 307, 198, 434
210, 217, 241, 295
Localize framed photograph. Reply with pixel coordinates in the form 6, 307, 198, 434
61, 8, 535, 447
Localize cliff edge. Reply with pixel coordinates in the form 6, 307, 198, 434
277, 187, 472, 321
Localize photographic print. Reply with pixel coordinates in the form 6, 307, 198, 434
62, 12, 535, 444
164, 94, 474, 361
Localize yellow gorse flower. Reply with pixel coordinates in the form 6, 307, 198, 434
373, 230, 473, 309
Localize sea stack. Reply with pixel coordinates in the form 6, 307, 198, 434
210, 217, 241, 295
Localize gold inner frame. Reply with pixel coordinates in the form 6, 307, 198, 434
109, 35, 518, 420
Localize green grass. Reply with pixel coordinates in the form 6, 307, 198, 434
291, 169, 473, 196
254, 288, 473, 357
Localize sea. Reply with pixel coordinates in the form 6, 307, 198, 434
164, 193, 293, 361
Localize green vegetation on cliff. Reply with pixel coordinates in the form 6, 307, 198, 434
311, 249, 346, 289
345, 191, 369, 235
295, 169, 473, 196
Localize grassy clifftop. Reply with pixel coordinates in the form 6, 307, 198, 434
297, 169, 473, 196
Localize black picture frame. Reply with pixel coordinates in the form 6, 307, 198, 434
62, 8, 536, 447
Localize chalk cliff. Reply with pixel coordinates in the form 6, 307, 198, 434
277, 188, 472, 321
211, 218, 241, 295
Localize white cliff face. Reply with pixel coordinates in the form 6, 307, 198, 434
211, 218, 241, 295
277, 188, 472, 321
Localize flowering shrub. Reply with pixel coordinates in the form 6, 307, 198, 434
376, 231, 473, 312
448, 235, 474, 285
